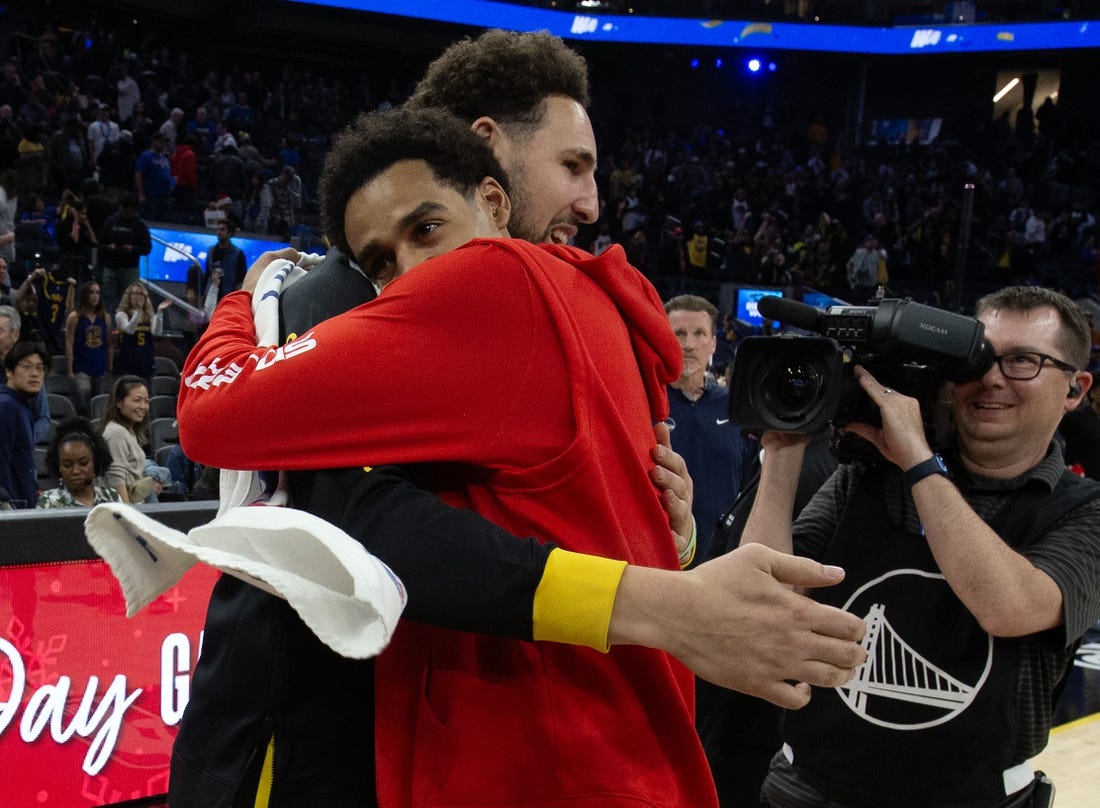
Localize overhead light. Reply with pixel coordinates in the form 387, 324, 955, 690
993, 77, 1019, 103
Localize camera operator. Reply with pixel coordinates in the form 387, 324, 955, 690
742, 285, 1100, 807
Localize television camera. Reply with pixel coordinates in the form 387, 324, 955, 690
728, 295, 995, 461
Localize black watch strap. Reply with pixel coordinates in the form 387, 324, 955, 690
903, 453, 949, 489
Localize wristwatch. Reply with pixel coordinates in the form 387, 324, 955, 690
902, 453, 949, 489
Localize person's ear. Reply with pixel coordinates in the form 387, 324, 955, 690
470, 117, 514, 167
470, 116, 504, 148
1069, 370, 1092, 403
478, 177, 511, 233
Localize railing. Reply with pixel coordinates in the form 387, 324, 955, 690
143, 233, 206, 321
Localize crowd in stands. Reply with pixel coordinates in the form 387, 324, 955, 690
1, 13, 1098, 317
1, 10, 1100, 510
584, 107, 1100, 328
0, 15, 347, 273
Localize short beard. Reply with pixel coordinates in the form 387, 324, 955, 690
503, 173, 543, 243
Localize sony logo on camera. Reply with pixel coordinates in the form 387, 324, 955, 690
728, 296, 994, 440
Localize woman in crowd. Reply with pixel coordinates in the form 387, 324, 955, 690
36, 415, 121, 508
115, 281, 171, 381
97, 375, 173, 503
65, 279, 113, 412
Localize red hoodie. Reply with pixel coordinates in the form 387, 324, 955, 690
179, 239, 717, 807
170, 143, 197, 190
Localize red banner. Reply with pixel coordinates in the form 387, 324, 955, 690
0, 560, 218, 807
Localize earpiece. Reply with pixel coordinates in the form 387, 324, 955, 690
1069, 382, 1082, 398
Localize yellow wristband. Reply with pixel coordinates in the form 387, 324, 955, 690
532, 549, 627, 652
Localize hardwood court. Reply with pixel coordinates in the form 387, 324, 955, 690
1029, 632, 1100, 807
1029, 713, 1100, 807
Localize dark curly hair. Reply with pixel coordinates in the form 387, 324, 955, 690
319, 107, 509, 259
406, 29, 589, 135
47, 416, 112, 478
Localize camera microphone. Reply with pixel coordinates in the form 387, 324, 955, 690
757, 296, 823, 333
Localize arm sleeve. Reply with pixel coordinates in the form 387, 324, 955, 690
1024, 496, 1100, 643
115, 310, 137, 333
291, 465, 623, 649
178, 251, 536, 471
102, 424, 135, 488
32, 391, 50, 444
791, 465, 851, 561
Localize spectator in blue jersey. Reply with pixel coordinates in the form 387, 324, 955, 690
64, 280, 113, 413
115, 281, 171, 382
664, 294, 754, 564
133, 131, 174, 222
23, 265, 75, 357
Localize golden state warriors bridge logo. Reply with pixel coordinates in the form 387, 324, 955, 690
838, 569, 993, 731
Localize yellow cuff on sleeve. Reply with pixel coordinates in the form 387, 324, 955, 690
532, 548, 628, 652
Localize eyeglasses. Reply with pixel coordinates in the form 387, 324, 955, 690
15, 362, 47, 374
993, 351, 1077, 381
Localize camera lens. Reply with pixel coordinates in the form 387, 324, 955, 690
729, 335, 842, 433
761, 361, 823, 421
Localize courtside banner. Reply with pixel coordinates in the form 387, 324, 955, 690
0, 560, 218, 807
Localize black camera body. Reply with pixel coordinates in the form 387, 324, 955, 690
729, 297, 994, 450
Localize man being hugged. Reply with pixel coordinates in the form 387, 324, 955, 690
177, 106, 865, 807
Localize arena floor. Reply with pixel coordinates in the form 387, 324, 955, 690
1031, 625, 1100, 807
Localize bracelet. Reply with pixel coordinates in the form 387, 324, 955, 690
678, 517, 698, 568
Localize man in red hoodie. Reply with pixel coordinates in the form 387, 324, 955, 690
169, 134, 198, 214
178, 107, 865, 807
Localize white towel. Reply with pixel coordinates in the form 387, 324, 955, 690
218, 253, 319, 515
85, 502, 406, 659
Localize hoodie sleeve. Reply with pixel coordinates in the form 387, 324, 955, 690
178, 244, 554, 471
